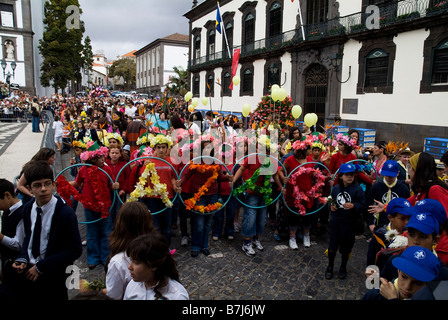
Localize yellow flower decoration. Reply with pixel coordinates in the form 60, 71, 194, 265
128, 162, 172, 208
104, 132, 124, 147
150, 134, 173, 148
137, 133, 154, 146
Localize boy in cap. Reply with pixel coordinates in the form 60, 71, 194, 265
381, 210, 442, 281
366, 198, 416, 266
362, 246, 440, 300
367, 160, 410, 233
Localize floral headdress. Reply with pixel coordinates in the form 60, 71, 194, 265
150, 134, 173, 148
137, 132, 154, 146
311, 132, 325, 151
72, 140, 87, 149
80, 141, 109, 161
335, 133, 357, 147
104, 132, 124, 147
292, 135, 314, 150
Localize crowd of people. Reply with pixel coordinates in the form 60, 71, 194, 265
0, 90, 447, 301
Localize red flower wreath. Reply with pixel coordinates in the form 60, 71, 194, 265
57, 166, 111, 218
289, 166, 327, 216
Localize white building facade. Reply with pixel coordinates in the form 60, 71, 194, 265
0, 0, 36, 95
184, 0, 448, 150
135, 33, 189, 97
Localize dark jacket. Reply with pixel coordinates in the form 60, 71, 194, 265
0, 203, 25, 266
330, 183, 367, 222
16, 196, 82, 299
367, 180, 410, 227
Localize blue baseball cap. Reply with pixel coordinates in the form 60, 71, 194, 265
414, 199, 447, 225
380, 160, 399, 177
404, 212, 439, 235
339, 163, 356, 174
392, 246, 440, 282
386, 198, 416, 216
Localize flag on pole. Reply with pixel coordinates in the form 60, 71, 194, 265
229, 48, 240, 90
215, 4, 222, 34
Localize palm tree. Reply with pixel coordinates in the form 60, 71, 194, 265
166, 66, 189, 97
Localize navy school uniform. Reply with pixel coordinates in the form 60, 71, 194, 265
328, 182, 367, 255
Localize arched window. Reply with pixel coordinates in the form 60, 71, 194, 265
267, 63, 280, 89
208, 29, 215, 60
244, 13, 255, 45
269, 2, 282, 37
206, 73, 214, 96
432, 39, 448, 84
194, 35, 201, 63
193, 75, 200, 96
222, 71, 231, 96
307, 0, 329, 24
242, 68, 253, 95
365, 49, 389, 88
224, 22, 233, 58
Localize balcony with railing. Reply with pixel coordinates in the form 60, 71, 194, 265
188, 0, 448, 70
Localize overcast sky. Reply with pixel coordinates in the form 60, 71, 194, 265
78, 0, 197, 60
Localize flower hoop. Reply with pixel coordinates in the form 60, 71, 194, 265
178, 156, 233, 215
231, 153, 286, 209
127, 162, 173, 208
115, 156, 178, 215
55, 164, 116, 224
283, 161, 332, 216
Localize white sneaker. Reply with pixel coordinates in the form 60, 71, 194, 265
242, 243, 256, 256
289, 238, 298, 250
303, 234, 311, 248
252, 239, 264, 251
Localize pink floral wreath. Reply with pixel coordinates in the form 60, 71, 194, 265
289, 166, 327, 216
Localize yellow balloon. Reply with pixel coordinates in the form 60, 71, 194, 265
271, 84, 280, 92
277, 88, 287, 101
304, 113, 314, 127
291, 105, 302, 119
201, 97, 208, 106
232, 76, 240, 86
311, 113, 318, 126
184, 91, 193, 102
192, 98, 199, 107
271, 89, 280, 101
242, 103, 251, 117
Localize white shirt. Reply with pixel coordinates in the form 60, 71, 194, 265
52, 120, 64, 137
29, 196, 57, 264
106, 252, 132, 300
0, 200, 24, 252
125, 106, 137, 118
124, 278, 189, 300
188, 122, 201, 136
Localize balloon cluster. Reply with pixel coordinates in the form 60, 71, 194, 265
303, 113, 318, 127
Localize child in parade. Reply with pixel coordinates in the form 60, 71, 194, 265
70, 141, 120, 269
326, 163, 367, 280
124, 233, 189, 300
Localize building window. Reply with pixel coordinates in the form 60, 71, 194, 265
432, 39, 448, 85
223, 22, 233, 59
269, 2, 282, 38
194, 35, 201, 63
208, 29, 215, 60
268, 63, 280, 89
307, 0, 328, 24
364, 49, 389, 88
193, 75, 200, 96
205, 73, 214, 97
244, 13, 255, 46
222, 71, 231, 96
0, 3, 14, 28
242, 68, 253, 96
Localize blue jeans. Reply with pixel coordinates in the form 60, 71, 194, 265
212, 195, 236, 238
191, 194, 217, 252
241, 193, 267, 238
84, 209, 113, 265
140, 197, 172, 246
32, 116, 40, 132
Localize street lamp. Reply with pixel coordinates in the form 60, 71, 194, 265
331, 53, 351, 83
1, 59, 17, 96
